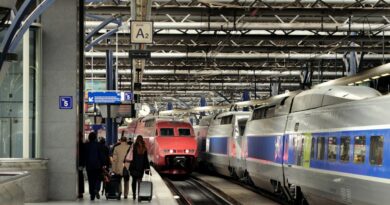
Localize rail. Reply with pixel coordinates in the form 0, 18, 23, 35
164, 176, 235, 205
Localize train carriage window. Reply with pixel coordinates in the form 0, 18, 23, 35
370, 136, 384, 166
160, 128, 174, 136
145, 119, 155, 127
265, 106, 276, 118
252, 108, 266, 120
221, 115, 233, 125
178, 128, 191, 136
310, 138, 315, 159
353, 136, 366, 164
340, 137, 350, 162
317, 137, 325, 160
328, 137, 337, 161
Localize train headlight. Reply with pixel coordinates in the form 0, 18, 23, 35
185, 149, 195, 154
164, 149, 176, 154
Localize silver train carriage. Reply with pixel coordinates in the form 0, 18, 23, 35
203, 112, 250, 177
243, 86, 390, 205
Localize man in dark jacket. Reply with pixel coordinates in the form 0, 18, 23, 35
83, 132, 105, 200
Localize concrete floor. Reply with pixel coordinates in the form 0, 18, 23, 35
26, 168, 178, 205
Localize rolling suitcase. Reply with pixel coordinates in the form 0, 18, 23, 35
105, 173, 122, 200
138, 171, 153, 202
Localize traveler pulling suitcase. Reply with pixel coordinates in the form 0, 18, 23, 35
105, 173, 122, 200
138, 170, 153, 202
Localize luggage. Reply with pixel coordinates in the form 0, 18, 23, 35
138, 171, 153, 202
105, 173, 122, 200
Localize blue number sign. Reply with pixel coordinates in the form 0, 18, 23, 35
59, 96, 73, 109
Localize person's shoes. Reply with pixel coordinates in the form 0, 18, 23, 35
77, 194, 83, 199
96, 193, 100, 199
124, 196, 128, 199
90, 195, 95, 201
133, 194, 136, 200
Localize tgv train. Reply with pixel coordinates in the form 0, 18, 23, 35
202, 86, 390, 205
128, 116, 198, 174
201, 112, 250, 177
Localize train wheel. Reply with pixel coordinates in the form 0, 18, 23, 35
293, 186, 308, 205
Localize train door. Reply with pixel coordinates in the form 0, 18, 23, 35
302, 133, 312, 168
295, 134, 311, 167
229, 116, 248, 176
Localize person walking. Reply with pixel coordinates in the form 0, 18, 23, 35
129, 135, 150, 200
112, 136, 131, 198
97, 137, 110, 195
77, 132, 85, 199
83, 132, 105, 201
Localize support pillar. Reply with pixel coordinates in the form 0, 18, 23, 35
200, 97, 206, 116
242, 90, 250, 111
41, 0, 78, 200
22, 29, 29, 158
167, 102, 173, 110
106, 50, 115, 145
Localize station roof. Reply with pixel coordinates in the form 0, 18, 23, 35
84, 0, 390, 110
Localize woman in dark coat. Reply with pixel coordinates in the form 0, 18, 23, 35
129, 135, 150, 200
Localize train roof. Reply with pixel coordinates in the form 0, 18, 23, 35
214, 111, 250, 119
138, 115, 191, 124
291, 86, 381, 112
198, 115, 213, 126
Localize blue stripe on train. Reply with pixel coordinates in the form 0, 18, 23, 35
306, 129, 390, 179
247, 136, 284, 163
209, 137, 228, 155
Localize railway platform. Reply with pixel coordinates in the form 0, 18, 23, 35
25, 167, 178, 205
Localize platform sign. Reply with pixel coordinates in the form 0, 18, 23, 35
130, 21, 153, 44
88, 91, 121, 104
59, 96, 73, 109
121, 91, 133, 102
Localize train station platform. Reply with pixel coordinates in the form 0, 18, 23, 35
26, 167, 178, 205
193, 173, 280, 205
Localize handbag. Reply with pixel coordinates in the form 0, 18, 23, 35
125, 145, 133, 162
123, 166, 130, 181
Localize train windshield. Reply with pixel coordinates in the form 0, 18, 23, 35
178, 128, 191, 136
160, 128, 174, 136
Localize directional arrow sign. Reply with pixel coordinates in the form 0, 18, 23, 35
88, 91, 121, 104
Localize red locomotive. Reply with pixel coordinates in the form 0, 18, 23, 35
128, 116, 198, 174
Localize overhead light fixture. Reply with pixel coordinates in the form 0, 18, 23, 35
348, 83, 354, 86
381, 73, 390, 77
363, 78, 370, 82
372, 76, 380, 79
355, 81, 363, 84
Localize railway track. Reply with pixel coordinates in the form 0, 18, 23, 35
164, 176, 234, 205
194, 174, 288, 205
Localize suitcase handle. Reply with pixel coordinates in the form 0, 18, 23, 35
144, 169, 152, 182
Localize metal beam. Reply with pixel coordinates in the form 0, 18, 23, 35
85, 51, 390, 60
86, 5, 390, 16
85, 28, 118, 51
85, 16, 121, 42
85, 69, 342, 76
0, 0, 34, 71
97, 33, 390, 43
93, 44, 390, 53
9, 0, 56, 52
86, 21, 390, 32
85, 0, 388, 5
